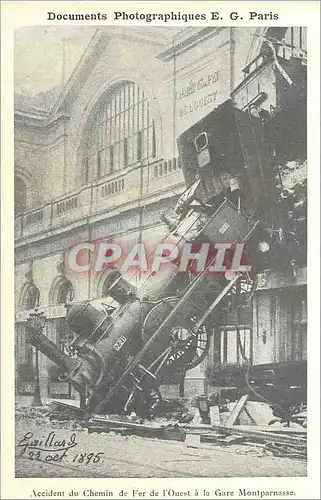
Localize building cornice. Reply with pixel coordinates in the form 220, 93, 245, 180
14, 110, 70, 131
157, 27, 226, 61
100, 26, 180, 47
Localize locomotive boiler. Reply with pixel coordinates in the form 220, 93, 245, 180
27, 94, 306, 417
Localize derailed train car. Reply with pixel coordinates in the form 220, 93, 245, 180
27, 48, 307, 418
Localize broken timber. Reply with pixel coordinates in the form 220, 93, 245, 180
51, 398, 306, 456
91, 415, 186, 441
224, 394, 249, 427
178, 423, 305, 445
90, 415, 306, 447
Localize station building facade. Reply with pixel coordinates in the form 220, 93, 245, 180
14, 26, 307, 397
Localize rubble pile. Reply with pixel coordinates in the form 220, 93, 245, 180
154, 397, 196, 423
89, 395, 307, 460
15, 394, 307, 461
15, 401, 52, 425
15, 401, 86, 431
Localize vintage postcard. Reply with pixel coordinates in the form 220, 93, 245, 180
1, 1, 320, 499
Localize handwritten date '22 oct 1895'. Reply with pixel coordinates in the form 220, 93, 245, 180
17, 431, 104, 465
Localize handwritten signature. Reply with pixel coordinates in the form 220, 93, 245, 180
17, 431, 104, 465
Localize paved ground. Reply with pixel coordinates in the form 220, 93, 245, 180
15, 401, 307, 478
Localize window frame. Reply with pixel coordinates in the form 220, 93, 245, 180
220, 326, 253, 365
84, 82, 156, 182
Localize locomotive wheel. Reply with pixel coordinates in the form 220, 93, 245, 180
142, 297, 211, 372
166, 324, 211, 370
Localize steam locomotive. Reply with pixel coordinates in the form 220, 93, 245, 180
27, 54, 307, 418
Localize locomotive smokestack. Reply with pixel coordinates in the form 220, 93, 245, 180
26, 315, 102, 395
26, 323, 75, 374
102, 268, 137, 304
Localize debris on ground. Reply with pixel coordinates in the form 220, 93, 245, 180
15, 394, 307, 461
15, 400, 86, 431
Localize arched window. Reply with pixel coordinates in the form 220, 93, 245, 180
56, 279, 75, 305
84, 82, 157, 182
46, 277, 76, 363
24, 283, 40, 310
15, 175, 27, 215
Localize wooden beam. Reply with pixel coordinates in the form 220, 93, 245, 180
209, 424, 306, 446
234, 424, 306, 435
224, 394, 249, 427
200, 434, 246, 445
243, 406, 258, 425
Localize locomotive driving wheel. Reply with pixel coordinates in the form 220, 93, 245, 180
142, 297, 211, 374
165, 323, 211, 371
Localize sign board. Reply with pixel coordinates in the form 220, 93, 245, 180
175, 68, 221, 136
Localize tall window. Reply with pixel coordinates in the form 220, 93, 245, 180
56, 279, 74, 305
290, 287, 307, 361
220, 327, 252, 365
15, 175, 27, 215
24, 284, 40, 310
54, 279, 76, 357
85, 82, 156, 181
